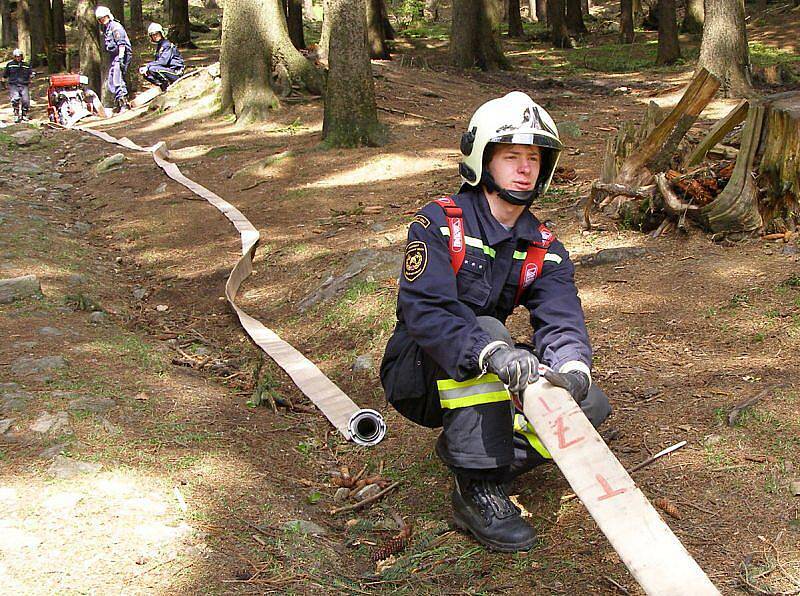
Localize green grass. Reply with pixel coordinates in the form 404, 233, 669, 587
95, 334, 166, 374
749, 42, 800, 68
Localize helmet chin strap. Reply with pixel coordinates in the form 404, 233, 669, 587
481, 172, 537, 207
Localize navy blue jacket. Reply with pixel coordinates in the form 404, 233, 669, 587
147, 38, 184, 71
393, 188, 591, 382
3, 60, 32, 85
103, 20, 132, 58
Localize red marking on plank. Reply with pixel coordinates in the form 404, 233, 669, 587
538, 395, 557, 415
596, 474, 628, 501
552, 414, 585, 449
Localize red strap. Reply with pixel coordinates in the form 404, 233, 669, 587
514, 224, 556, 306
434, 197, 466, 275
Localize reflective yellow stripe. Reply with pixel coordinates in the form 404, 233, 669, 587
544, 253, 562, 264
514, 414, 552, 459
513, 250, 527, 259
437, 373, 510, 409
438, 227, 496, 258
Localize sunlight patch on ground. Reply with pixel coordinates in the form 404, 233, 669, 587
305, 150, 455, 188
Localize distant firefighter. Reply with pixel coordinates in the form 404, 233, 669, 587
2, 49, 34, 123
96, 5, 132, 112
139, 23, 185, 92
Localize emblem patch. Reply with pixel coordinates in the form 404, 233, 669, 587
403, 241, 428, 282
521, 263, 539, 288
412, 214, 430, 229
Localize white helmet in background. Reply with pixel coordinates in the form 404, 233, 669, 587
147, 22, 165, 37
459, 91, 563, 205
12, 48, 23, 58
95, 6, 112, 20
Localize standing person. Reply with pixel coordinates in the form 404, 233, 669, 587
95, 5, 132, 112
2, 49, 33, 123
139, 23, 185, 92
380, 91, 612, 553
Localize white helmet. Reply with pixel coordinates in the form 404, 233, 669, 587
147, 22, 165, 37
95, 6, 112, 20
12, 48, 23, 58
459, 91, 563, 203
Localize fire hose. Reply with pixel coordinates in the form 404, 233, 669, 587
71, 125, 386, 446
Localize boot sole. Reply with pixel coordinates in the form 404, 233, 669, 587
452, 512, 537, 553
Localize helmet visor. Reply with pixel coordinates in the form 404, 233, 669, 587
488, 132, 563, 151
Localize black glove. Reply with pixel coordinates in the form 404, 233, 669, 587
543, 369, 590, 403
483, 344, 539, 394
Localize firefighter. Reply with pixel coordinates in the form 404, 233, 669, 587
95, 6, 132, 112
380, 91, 612, 552
138, 23, 185, 92
2, 49, 33, 123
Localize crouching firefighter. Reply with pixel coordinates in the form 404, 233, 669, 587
139, 23, 184, 92
96, 5, 132, 112
380, 92, 612, 553
2, 49, 33, 123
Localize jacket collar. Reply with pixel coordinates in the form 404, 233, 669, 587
466, 187, 543, 245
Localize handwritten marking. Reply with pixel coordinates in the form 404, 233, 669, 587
553, 414, 585, 449
596, 474, 628, 501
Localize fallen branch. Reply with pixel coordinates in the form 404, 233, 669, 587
628, 440, 688, 474
728, 389, 770, 426
329, 481, 400, 515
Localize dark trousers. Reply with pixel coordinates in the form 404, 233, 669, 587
143, 65, 182, 90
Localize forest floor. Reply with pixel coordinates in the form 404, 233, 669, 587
1, 3, 799, 594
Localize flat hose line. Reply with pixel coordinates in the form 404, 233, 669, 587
70, 125, 386, 446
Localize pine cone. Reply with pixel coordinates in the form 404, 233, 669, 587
654, 497, 682, 519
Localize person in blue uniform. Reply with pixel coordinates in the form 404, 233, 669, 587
139, 23, 184, 92
2, 49, 33, 122
380, 92, 612, 553
96, 6, 132, 112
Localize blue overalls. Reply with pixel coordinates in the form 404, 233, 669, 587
3, 60, 32, 118
380, 188, 611, 473
144, 38, 185, 90
102, 19, 132, 102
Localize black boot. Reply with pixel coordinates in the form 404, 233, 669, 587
116, 96, 130, 113
451, 473, 537, 552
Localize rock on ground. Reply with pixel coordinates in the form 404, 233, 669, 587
11, 128, 42, 146
96, 153, 125, 173
47, 455, 102, 479
0, 275, 42, 304
10, 355, 67, 376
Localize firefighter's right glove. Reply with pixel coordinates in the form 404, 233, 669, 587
479, 341, 539, 394
543, 369, 590, 404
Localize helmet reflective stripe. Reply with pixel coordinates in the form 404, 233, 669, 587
95, 6, 112, 19
12, 48, 23, 57
147, 22, 165, 36
459, 91, 563, 197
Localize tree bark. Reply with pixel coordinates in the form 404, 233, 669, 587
304, 0, 316, 20
77, 0, 103, 97
220, 0, 279, 122
51, 0, 67, 71
266, 0, 322, 93
450, 0, 510, 70
0, 0, 12, 47
108, 0, 124, 27
366, 0, 389, 58
130, 0, 144, 35
319, 0, 331, 61
548, 0, 570, 48
169, 0, 193, 46
323, 0, 385, 147
286, 0, 305, 49
698, 0, 752, 98
581, 0, 589, 15
536, 0, 547, 23
565, 0, 586, 34
508, 0, 524, 37
17, 0, 45, 67
656, 0, 679, 65
620, 0, 634, 43
681, 0, 703, 33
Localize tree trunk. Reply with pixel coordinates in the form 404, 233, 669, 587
565, 0, 586, 34
656, 0, 679, 65
77, 0, 103, 97
323, 0, 385, 147
698, 0, 752, 98
266, 0, 322, 93
130, 0, 144, 35
286, 0, 305, 49
581, 0, 589, 15
548, 0, 570, 48
620, 0, 634, 43
108, 0, 124, 27
681, 0, 703, 33
169, 0, 193, 46
304, 0, 316, 20
319, 0, 331, 61
536, 0, 547, 24
450, 0, 510, 70
17, 0, 45, 67
0, 0, 12, 47
220, 0, 279, 122
508, 0, 524, 37
366, 0, 389, 58
164, 0, 171, 17
203, 0, 219, 7
43, 0, 54, 71
424, 0, 440, 21
51, 0, 67, 71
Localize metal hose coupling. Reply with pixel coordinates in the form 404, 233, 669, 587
347, 409, 386, 446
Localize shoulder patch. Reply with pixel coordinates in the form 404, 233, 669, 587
403, 241, 428, 282
114, 31, 121, 40
411, 214, 430, 229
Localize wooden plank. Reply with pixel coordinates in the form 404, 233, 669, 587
522, 378, 720, 595
685, 100, 749, 168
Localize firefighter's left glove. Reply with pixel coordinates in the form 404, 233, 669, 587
543, 369, 590, 404
479, 341, 539, 394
